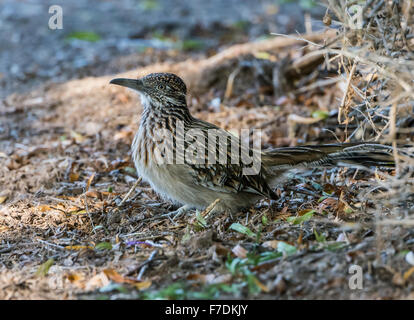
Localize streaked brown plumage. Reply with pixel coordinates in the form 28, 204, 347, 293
110, 73, 394, 214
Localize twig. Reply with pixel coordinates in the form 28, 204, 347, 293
338, 58, 358, 124
137, 250, 158, 281
271, 32, 324, 48
224, 67, 242, 100
377, 219, 414, 227
0, 245, 15, 254
126, 249, 158, 279
84, 173, 96, 233
37, 239, 65, 250
293, 77, 341, 94
118, 177, 142, 207
202, 198, 221, 221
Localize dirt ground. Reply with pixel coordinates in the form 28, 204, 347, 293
1, 1, 414, 300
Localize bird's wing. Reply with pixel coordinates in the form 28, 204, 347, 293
179, 119, 277, 199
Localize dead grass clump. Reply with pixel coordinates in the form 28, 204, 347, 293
323, 0, 414, 249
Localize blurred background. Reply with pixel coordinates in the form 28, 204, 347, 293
0, 0, 325, 98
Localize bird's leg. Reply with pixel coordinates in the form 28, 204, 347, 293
162, 204, 192, 220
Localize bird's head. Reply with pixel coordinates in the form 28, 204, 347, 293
110, 73, 187, 109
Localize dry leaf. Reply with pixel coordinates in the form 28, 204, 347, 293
254, 278, 269, 293
209, 273, 232, 285
85, 173, 95, 191
232, 244, 247, 258
103, 269, 128, 283
70, 130, 86, 143
84, 272, 110, 291
36, 259, 54, 277
403, 267, 414, 281
85, 190, 101, 199
134, 281, 152, 290
37, 204, 51, 212
69, 172, 79, 182
262, 240, 279, 249
65, 245, 94, 250
66, 273, 86, 288
187, 273, 215, 284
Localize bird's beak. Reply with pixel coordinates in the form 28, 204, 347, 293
109, 78, 144, 91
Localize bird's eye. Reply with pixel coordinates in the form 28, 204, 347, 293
158, 84, 166, 90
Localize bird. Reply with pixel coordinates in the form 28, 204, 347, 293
109, 72, 394, 216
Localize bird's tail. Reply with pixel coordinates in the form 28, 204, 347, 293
262, 143, 395, 170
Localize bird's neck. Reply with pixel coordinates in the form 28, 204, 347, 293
139, 95, 193, 130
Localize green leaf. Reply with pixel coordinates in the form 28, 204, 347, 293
124, 167, 137, 175
326, 242, 347, 251
181, 226, 191, 243
95, 242, 112, 250
225, 257, 243, 275
180, 39, 205, 51
254, 51, 271, 60
36, 258, 54, 276
140, 0, 159, 10
261, 215, 268, 226
277, 242, 297, 255
344, 207, 353, 214
195, 210, 207, 228
286, 210, 315, 225
312, 110, 329, 120
229, 223, 256, 238
314, 229, 326, 243
66, 31, 101, 42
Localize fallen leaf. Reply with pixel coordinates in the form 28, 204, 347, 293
392, 272, 405, 286
66, 273, 86, 288
229, 223, 256, 237
286, 210, 315, 225
65, 245, 94, 250
103, 268, 149, 288
84, 272, 110, 291
134, 281, 152, 290
277, 241, 297, 255
37, 204, 51, 212
69, 172, 79, 182
404, 267, 414, 281
262, 240, 279, 249
36, 259, 54, 276
103, 269, 127, 283
85, 190, 101, 199
95, 242, 112, 250
187, 273, 215, 284
254, 278, 270, 292
85, 173, 95, 191
232, 244, 247, 259
70, 130, 86, 143
66, 273, 84, 282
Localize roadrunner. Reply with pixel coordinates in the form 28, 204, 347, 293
110, 73, 394, 215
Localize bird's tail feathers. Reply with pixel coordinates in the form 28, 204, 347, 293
263, 143, 395, 170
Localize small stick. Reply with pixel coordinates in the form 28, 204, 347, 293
84, 173, 96, 233
338, 59, 358, 124
118, 177, 142, 207
37, 239, 65, 250
203, 198, 221, 221
224, 67, 241, 100
126, 249, 158, 279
